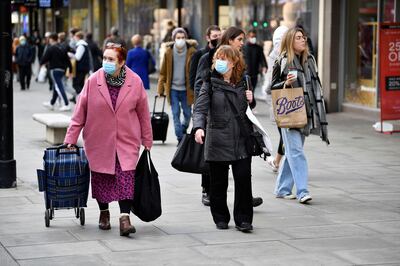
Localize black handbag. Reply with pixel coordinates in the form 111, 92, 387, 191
132, 150, 162, 222
171, 130, 209, 174
225, 93, 266, 157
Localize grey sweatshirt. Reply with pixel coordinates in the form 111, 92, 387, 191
172, 44, 187, 91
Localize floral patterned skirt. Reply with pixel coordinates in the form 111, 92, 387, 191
91, 158, 135, 203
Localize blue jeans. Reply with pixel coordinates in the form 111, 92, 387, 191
170, 89, 192, 141
275, 128, 309, 200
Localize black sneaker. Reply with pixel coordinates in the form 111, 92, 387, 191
235, 222, 253, 232
216, 221, 228, 230
202, 192, 210, 206
252, 197, 263, 207
69, 97, 76, 104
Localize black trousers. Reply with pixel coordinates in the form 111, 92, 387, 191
73, 71, 88, 94
97, 199, 133, 214
18, 65, 31, 90
201, 173, 210, 193
208, 157, 253, 226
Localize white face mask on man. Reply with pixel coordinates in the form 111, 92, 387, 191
249, 37, 257, 44
175, 39, 186, 48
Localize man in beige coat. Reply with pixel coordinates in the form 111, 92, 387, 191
157, 27, 197, 143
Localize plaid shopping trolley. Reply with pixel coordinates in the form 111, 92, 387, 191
37, 144, 90, 227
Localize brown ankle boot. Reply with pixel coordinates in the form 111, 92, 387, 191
99, 210, 111, 230
119, 215, 136, 236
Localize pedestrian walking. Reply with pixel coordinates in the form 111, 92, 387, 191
68, 31, 92, 95
40, 33, 72, 111
64, 43, 153, 237
103, 27, 126, 49
58, 32, 77, 102
243, 29, 267, 89
86, 33, 103, 72
126, 34, 155, 90
189, 25, 221, 207
272, 27, 329, 203
193, 45, 255, 232
157, 27, 197, 144
12, 37, 20, 82
15, 36, 35, 90
264, 25, 289, 173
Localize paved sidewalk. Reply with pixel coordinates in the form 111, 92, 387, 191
0, 79, 399, 265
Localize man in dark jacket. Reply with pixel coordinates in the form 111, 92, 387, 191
40, 33, 72, 111
188, 25, 221, 207
86, 33, 103, 71
189, 25, 221, 92
15, 36, 35, 90
243, 29, 267, 89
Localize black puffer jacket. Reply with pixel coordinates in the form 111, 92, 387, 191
193, 71, 256, 162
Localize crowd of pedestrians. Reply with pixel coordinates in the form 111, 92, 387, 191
14, 21, 328, 236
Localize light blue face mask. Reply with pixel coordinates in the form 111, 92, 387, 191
103, 61, 117, 75
215, 59, 229, 74
20, 40, 27, 45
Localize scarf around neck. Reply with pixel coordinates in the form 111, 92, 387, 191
105, 66, 126, 87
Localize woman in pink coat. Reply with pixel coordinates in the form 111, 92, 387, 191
64, 43, 153, 237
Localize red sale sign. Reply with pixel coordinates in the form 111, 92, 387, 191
379, 23, 400, 122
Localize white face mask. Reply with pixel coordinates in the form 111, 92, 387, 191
175, 39, 186, 48
249, 37, 257, 44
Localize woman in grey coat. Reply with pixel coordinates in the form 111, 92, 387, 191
193, 45, 255, 232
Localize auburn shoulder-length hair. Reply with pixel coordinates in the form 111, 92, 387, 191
280, 27, 310, 66
212, 45, 246, 85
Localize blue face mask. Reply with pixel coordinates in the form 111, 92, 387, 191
20, 40, 26, 45
103, 61, 117, 75
215, 59, 229, 74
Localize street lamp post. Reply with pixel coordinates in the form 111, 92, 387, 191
0, 0, 17, 188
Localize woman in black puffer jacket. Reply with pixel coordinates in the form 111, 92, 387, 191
193, 45, 255, 232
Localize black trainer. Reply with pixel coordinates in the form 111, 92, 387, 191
202, 192, 210, 206
236, 222, 253, 232
252, 197, 263, 207
216, 221, 228, 230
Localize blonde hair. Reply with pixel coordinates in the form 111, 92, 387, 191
212, 45, 246, 84
280, 27, 309, 66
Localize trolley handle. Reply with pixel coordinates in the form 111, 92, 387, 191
51, 144, 83, 177
152, 95, 167, 118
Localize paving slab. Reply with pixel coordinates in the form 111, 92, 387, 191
233, 252, 352, 266
7, 240, 110, 260
193, 241, 300, 259
18, 254, 108, 266
102, 234, 203, 252
100, 247, 235, 266
0, 231, 77, 247
282, 236, 394, 252
334, 248, 400, 265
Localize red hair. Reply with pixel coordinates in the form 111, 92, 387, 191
104, 44, 127, 63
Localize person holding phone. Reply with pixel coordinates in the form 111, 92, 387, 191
193, 45, 256, 232
64, 43, 153, 237
271, 27, 329, 204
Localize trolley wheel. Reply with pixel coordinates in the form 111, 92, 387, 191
45, 209, 50, 227
79, 208, 85, 226
75, 208, 80, 218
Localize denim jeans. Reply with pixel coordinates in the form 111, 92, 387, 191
275, 128, 309, 200
170, 89, 192, 141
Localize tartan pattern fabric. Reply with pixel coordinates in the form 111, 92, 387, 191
37, 147, 90, 209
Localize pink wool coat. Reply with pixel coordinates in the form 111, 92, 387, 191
64, 67, 153, 175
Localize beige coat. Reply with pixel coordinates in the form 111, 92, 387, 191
157, 40, 197, 105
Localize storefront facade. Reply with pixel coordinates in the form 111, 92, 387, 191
341, 0, 398, 112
